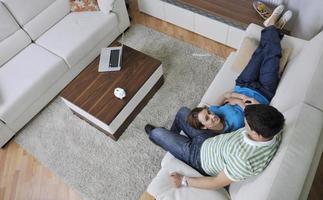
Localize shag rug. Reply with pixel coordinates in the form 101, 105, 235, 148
15, 25, 224, 200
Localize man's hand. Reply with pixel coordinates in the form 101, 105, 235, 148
169, 172, 184, 188
244, 97, 259, 105
224, 97, 243, 105
170, 171, 232, 190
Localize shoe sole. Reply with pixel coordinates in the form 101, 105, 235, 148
263, 5, 284, 27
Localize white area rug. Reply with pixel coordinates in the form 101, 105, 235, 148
15, 25, 224, 200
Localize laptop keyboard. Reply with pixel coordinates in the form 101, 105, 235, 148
109, 49, 120, 68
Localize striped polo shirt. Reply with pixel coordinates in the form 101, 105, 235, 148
200, 128, 281, 181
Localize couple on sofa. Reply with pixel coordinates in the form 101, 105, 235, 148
145, 6, 291, 190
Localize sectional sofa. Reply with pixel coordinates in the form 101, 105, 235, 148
146, 24, 323, 200
0, 0, 130, 147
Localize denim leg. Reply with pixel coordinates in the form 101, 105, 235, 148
149, 127, 192, 163
149, 127, 207, 175
257, 26, 282, 100
235, 26, 282, 100
235, 46, 264, 85
170, 106, 218, 138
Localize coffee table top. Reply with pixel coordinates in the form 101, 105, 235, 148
60, 45, 161, 125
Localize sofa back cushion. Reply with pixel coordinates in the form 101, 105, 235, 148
270, 30, 323, 112
303, 53, 323, 111
1, 0, 70, 40
229, 103, 323, 200
0, 2, 18, 40
0, 2, 31, 66
200, 52, 239, 106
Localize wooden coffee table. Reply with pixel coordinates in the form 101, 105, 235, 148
60, 45, 163, 140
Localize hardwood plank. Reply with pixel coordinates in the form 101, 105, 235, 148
177, 0, 265, 27
0, 142, 80, 200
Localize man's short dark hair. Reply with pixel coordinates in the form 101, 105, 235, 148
244, 104, 285, 139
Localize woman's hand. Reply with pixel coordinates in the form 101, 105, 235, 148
223, 91, 233, 99
230, 92, 248, 101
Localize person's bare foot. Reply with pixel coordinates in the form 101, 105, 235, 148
263, 5, 285, 27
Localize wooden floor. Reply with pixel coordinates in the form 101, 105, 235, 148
0, 1, 321, 199
0, 142, 80, 200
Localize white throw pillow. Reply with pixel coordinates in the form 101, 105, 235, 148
97, 0, 115, 13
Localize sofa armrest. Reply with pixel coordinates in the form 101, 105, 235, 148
147, 152, 230, 200
112, 0, 130, 33
245, 23, 264, 42
0, 120, 14, 147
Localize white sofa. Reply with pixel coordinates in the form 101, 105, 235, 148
0, 0, 130, 147
147, 24, 323, 200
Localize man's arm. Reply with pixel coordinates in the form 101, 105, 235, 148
170, 171, 232, 190
215, 90, 233, 105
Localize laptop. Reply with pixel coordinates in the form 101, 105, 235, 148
98, 45, 123, 72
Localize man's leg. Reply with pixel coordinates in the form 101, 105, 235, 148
149, 127, 207, 175
170, 107, 217, 138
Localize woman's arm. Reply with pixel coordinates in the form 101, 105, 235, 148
224, 97, 247, 109
215, 90, 233, 105
230, 92, 248, 100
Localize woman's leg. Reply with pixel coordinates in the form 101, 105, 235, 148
235, 44, 265, 85
149, 127, 207, 175
257, 26, 283, 100
235, 26, 283, 100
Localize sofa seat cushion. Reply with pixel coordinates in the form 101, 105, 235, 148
0, 44, 69, 125
0, 30, 31, 67
36, 11, 118, 67
147, 153, 230, 200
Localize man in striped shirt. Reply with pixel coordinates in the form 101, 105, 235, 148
145, 104, 284, 189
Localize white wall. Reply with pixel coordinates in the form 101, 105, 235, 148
262, 0, 323, 40
277, 0, 323, 40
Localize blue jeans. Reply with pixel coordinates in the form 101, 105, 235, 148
235, 26, 283, 101
149, 107, 218, 176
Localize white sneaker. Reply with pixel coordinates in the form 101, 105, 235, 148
263, 4, 285, 27
276, 10, 293, 29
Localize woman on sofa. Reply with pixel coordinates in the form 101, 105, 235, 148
186, 6, 292, 134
